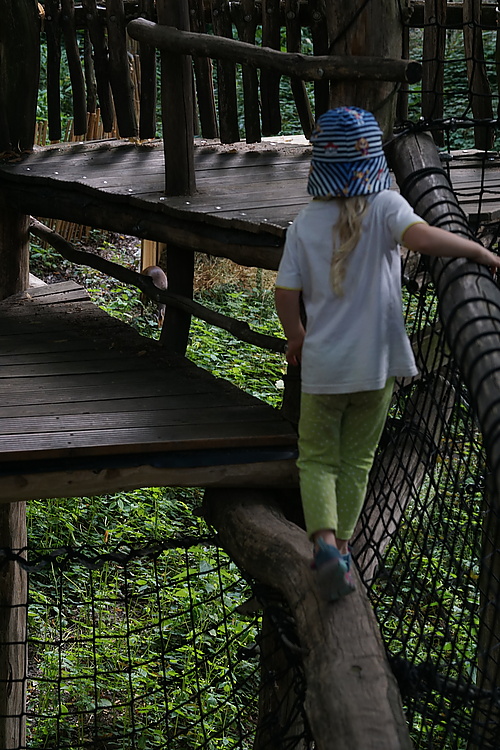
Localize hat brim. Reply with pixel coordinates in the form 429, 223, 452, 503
307, 154, 391, 198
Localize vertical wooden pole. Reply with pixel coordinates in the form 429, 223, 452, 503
157, 0, 196, 196
325, 0, 404, 137
0, 503, 27, 750
0, 0, 40, 153
0, 199, 30, 300
156, 0, 195, 353
159, 245, 194, 355
463, 0, 494, 150
421, 0, 446, 145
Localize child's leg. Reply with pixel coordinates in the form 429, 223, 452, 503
335, 378, 394, 540
296, 392, 347, 539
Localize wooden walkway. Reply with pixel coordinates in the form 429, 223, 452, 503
0, 137, 496, 503
0, 138, 312, 269
1, 139, 499, 267
0, 281, 297, 502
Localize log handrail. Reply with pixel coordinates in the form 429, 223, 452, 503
127, 19, 422, 84
29, 217, 287, 354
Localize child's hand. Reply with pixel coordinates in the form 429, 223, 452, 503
285, 334, 304, 366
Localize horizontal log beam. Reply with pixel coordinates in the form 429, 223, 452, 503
29, 218, 286, 353
3, 181, 283, 268
0, 460, 298, 503
127, 19, 422, 84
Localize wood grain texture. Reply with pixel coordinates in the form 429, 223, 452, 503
0, 282, 297, 496
205, 489, 412, 750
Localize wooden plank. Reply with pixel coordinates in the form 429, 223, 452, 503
0, 458, 299, 502
0, 369, 197, 394
0, 337, 96, 356
0, 356, 157, 379
0, 379, 218, 407
22, 279, 87, 297
0, 392, 239, 418
0, 420, 296, 460
0, 404, 286, 437
0, 348, 125, 366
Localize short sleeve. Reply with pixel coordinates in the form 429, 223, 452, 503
373, 191, 427, 245
275, 220, 303, 290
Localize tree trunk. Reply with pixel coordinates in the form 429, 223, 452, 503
325, 0, 407, 136
204, 489, 412, 750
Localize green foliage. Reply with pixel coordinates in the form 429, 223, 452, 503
188, 283, 286, 406
26, 235, 285, 748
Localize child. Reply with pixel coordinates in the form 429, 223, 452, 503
275, 106, 500, 603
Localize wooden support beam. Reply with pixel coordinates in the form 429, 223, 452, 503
0, 461, 298, 503
204, 489, 413, 750
0, 200, 29, 301
160, 244, 194, 354
127, 19, 422, 84
0, 0, 40, 153
157, 0, 196, 196
0, 503, 27, 750
5, 182, 283, 269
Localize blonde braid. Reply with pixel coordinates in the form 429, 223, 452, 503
330, 196, 369, 296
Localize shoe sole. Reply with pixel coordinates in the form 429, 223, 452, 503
316, 559, 356, 602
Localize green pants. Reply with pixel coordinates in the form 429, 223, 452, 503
297, 379, 394, 540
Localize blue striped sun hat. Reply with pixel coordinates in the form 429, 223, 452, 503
307, 107, 391, 198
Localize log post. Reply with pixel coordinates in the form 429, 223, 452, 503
204, 489, 412, 750
159, 244, 194, 354
155, 0, 195, 351
325, 0, 407, 137
0, 502, 27, 750
421, 0, 446, 145
156, 0, 196, 196
0, 199, 30, 301
0, 0, 40, 153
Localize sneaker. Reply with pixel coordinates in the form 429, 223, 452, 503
313, 538, 356, 602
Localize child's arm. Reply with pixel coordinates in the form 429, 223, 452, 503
403, 223, 500, 269
274, 288, 305, 366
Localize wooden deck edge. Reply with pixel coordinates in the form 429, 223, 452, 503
0, 459, 299, 502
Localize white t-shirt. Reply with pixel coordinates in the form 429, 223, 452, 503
275, 190, 424, 394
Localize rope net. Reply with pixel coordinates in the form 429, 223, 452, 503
3, 538, 311, 750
